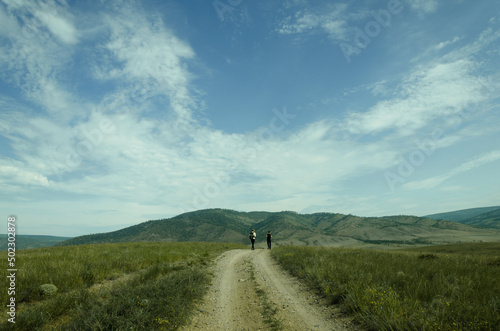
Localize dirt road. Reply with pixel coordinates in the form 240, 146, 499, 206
181, 249, 358, 331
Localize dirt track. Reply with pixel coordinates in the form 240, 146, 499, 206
181, 249, 358, 331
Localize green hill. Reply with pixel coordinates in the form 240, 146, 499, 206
0, 235, 72, 250
58, 209, 500, 247
459, 208, 500, 229
425, 206, 500, 223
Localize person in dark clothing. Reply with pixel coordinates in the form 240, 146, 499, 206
249, 229, 256, 250
266, 231, 272, 249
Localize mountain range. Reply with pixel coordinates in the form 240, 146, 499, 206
425, 206, 500, 229
57, 208, 500, 247
0, 235, 71, 251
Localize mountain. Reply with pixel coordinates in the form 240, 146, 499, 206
57, 209, 500, 247
425, 206, 500, 223
58, 209, 270, 246
0, 235, 72, 250
458, 208, 500, 229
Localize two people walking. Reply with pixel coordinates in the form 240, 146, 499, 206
249, 230, 272, 250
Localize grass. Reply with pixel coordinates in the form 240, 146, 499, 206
1, 241, 244, 330
249, 267, 283, 330
5, 240, 499, 330
272, 242, 500, 331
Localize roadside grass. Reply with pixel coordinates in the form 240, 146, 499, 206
272, 242, 500, 330
1, 241, 244, 330
249, 268, 283, 330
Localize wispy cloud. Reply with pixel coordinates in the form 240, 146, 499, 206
344, 59, 487, 136
2, 16, 497, 205
1, 0, 78, 44
277, 3, 349, 41
1, 0, 499, 235
33, 5, 79, 44
408, 0, 439, 16
403, 150, 500, 190
435, 36, 461, 50
343, 24, 500, 137
0, 0, 82, 123
95, 4, 196, 123
276, 0, 443, 45
0, 163, 49, 187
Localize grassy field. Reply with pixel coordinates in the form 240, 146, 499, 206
4, 240, 499, 330
272, 242, 500, 331
1, 241, 244, 330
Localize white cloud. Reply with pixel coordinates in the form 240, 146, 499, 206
33, 6, 78, 44
0, 157, 49, 188
344, 59, 488, 136
0, 0, 201, 202
2, 16, 495, 210
368, 80, 389, 97
0, 1, 83, 123
1, 0, 78, 44
435, 36, 461, 50
95, 5, 196, 123
403, 150, 500, 190
277, 4, 349, 41
277, 1, 443, 43
408, 0, 438, 16
1, 0, 499, 235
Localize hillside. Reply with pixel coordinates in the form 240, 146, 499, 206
0, 235, 72, 250
58, 209, 272, 246
425, 206, 500, 223
459, 208, 500, 229
58, 209, 500, 247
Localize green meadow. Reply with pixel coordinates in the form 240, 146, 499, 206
272, 242, 500, 330
3, 241, 499, 330
1, 242, 244, 330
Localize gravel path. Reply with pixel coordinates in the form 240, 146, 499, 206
181, 249, 359, 331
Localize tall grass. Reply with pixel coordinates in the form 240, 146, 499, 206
272, 243, 500, 330
1, 242, 244, 330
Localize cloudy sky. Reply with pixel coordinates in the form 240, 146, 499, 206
1, 0, 499, 237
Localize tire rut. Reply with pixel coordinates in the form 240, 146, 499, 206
181, 249, 357, 331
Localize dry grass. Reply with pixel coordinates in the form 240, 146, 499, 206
1, 242, 244, 330
272, 242, 500, 330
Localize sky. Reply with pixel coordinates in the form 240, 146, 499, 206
1, 0, 499, 237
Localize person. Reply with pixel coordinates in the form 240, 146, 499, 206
249, 229, 256, 250
266, 231, 272, 249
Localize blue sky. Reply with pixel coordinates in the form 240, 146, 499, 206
1, 0, 499, 237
